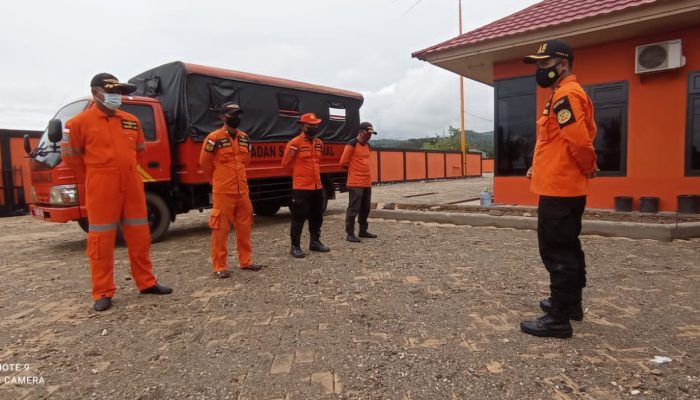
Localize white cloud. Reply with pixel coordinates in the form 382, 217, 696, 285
0, 0, 539, 136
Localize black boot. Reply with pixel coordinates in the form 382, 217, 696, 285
290, 235, 305, 258
93, 297, 112, 312
359, 231, 377, 238
539, 298, 584, 321
520, 300, 573, 339
309, 237, 330, 252
346, 233, 361, 243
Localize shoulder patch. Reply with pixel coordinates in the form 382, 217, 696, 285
205, 139, 217, 153
553, 96, 577, 128
121, 120, 138, 130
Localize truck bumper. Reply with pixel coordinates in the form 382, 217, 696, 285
29, 204, 86, 223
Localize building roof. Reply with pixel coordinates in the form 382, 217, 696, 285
414, 0, 659, 59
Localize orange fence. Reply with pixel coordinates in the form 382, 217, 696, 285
370, 148, 482, 183
1, 130, 41, 217
482, 158, 494, 173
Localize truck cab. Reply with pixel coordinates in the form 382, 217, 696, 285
28, 96, 172, 237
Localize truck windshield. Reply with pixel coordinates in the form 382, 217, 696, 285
31, 100, 90, 170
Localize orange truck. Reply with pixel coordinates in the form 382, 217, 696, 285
26, 61, 363, 241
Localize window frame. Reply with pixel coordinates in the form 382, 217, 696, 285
494, 75, 537, 177
686, 71, 700, 176
120, 103, 158, 142
584, 80, 629, 177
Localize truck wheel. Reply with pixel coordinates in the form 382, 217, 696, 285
77, 218, 89, 233
253, 200, 282, 216
146, 192, 171, 243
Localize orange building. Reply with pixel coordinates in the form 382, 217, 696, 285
414, 0, 700, 212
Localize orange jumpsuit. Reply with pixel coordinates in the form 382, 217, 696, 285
62, 106, 157, 301
199, 128, 254, 272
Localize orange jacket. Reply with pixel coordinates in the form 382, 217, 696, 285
62, 106, 146, 180
281, 133, 323, 190
531, 75, 597, 197
340, 138, 371, 187
199, 128, 251, 195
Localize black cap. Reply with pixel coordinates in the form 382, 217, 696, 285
219, 101, 242, 115
90, 73, 136, 94
359, 122, 377, 135
524, 39, 573, 64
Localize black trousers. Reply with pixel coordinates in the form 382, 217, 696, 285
345, 187, 372, 234
290, 189, 324, 246
537, 195, 587, 304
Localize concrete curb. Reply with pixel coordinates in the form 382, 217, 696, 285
370, 209, 700, 241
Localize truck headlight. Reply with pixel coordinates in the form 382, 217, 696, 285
49, 184, 78, 205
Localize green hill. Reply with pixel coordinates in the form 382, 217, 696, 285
371, 126, 493, 158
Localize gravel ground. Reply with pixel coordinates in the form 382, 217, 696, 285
0, 181, 698, 399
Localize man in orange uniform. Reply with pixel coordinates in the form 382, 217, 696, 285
519, 40, 597, 338
281, 113, 330, 258
340, 122, 378, 242
199, 102, 262, 278
62, 73, 172, 312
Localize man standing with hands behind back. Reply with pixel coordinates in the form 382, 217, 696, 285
340, 122, 378, 242
199, 102, 263, 279
282, 113, 330, 258
519, 39, 598, 339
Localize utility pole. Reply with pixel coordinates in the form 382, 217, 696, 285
459, 0, 468, 176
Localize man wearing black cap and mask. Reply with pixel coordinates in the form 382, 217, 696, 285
340, 122, 378, 242
62, 73, 173, 312
199, 102, 263, 279
519, 39, 598, 338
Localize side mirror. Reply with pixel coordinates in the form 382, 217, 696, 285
23, 134, 32, 155
47, 119, 63, 144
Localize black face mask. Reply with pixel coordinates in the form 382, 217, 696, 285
536, 64, 562, 88
305, 126, 319, 136
225, 116, 241, 129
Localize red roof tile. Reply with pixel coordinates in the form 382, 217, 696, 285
413, 0, 659, 58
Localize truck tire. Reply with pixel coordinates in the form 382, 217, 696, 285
253, 200, 282, 216
146, 192, 171, 243
77, 218, 89, 233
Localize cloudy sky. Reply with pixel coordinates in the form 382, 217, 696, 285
0, 0, 539, 139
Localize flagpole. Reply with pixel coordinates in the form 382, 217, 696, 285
459, 0, 468, 176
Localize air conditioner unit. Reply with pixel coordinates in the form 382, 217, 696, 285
635, 39, 686, 74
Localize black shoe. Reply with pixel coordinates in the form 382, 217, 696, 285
520, 314, 573, 338
309, 240, 330, 252
540, 298, 584, 321
241, 264, 263, 271
359, 231, 377, 238
290, 246, 305, 258
346, 234, 361, 243
214, 270, 231, 279
140, 283, 173, 295
93, 297, 112, 312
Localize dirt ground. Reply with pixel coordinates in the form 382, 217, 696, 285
0, 180, 699, 399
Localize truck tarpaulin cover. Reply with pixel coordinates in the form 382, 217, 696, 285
129, 61, 364, 143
